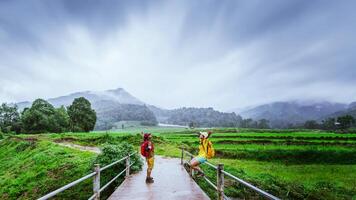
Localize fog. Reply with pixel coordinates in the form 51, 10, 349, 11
0, 0, 355, 110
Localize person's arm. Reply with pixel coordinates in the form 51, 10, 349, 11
207, 131, 212, 138
147, 141, 153, 150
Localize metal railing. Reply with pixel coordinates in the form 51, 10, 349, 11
181, 148, 280, 200
38, 152, 136, 200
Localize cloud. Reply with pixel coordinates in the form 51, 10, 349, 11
0, 0, 356, 110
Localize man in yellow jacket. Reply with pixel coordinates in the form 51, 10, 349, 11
190, 131, 212, 177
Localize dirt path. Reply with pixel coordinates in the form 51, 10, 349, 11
108, 156, 210, 200
55, 142, 101, 154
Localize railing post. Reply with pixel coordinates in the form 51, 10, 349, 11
93, 164, 100, 200
126, 153, 130, 177
190, 154, 194, 177
181, 146, 184, 165
217, 164, 224, 200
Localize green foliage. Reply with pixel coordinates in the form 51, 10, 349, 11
92, 142, 142, 198
95, 103, 158, 130
337, 115, 355, 130
51, 106, 70, 133
0, 103, 20, 133
166, 107, 241, 127
321, 118, 336, 130
304, 120, 319, 129
21, 99, 69, 133
0, 132, 3, 139
0, 138, 96, 200
240, 118, 256, 128
159, 129, 356, 200
258, 119, 270, 129
93, 142, 143, 173
68, 97, 96, 132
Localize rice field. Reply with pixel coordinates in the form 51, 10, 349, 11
159, 129, 356, 199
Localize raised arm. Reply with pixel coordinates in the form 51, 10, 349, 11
207, 131, 212, 138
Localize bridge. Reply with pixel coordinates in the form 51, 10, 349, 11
38, 148, 280, 200
108, 156, 209, 200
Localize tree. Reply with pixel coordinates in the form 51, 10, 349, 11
337, 115, 355, 130
241, 118, 253, 128
321, 118, 336, 130
50, 106, 70, 133
21, 99, 69, 133
0, 103, 21, 133
67, 97, 96, 132
304, 120, 319, 129
188, 121, 198, 128
258, 119, 270, 129
22, 99, 55, 133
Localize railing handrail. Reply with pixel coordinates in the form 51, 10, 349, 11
38, 152, 136, 200
38, 172, 97, 200
221, 169, 279, 200
182, 149, 280, 200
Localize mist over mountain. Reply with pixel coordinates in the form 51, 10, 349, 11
13, 88, 241, 129
238, 101, 349, 128
11, 88, 355, 130
14, 88, 154, 130
15, 88, 143, 110
322, 102, 356, 120
93, 100, 157, 130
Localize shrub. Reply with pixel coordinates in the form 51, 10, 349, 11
15, 140, 37, 152
92, 142, 143, 198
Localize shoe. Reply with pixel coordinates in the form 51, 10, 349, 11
146, 177, 154, 183
196, 171, 205, 178
149, 177, 154, 183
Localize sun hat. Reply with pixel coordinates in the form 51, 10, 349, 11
200, 132, 208, 138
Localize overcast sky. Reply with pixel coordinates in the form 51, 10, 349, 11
0, 0, 356, 110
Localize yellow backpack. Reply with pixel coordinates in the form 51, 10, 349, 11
206, 140, 215, 159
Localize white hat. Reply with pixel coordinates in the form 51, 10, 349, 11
200, 132, 208, 138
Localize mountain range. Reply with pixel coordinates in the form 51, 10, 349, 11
237, 101, 356, 128
12, 88, 356, 129
14, 88, 241, 130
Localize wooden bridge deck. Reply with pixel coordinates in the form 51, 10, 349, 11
108, 156, 210, 200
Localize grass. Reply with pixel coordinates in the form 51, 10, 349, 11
2, 128, 356, 199
0, 133, 147, 200
0, 138, 96, 200
156, 129, 356, 199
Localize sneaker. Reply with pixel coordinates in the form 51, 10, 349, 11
146, 177, 154, 183
196, 171, 205, 178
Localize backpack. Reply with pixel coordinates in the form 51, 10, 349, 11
140, 141, 153, 157
205, 140, 215, 159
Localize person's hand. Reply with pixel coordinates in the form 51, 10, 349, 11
207, 131, 212, 138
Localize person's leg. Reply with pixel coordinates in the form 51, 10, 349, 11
190, 157, 207, 177
146, 157, 154, 183
190, 157, 204, 177
190, 158, 201, 171
147, 167, 152, 178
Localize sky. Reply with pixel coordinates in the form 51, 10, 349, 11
0, 0, 356, 111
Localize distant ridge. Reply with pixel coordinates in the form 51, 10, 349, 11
15, 88, 144, 110
13, 87, 242, 129
237, 101, 348, 128
14, 88, 155, 130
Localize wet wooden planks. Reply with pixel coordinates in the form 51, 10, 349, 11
108, 156, 210, 200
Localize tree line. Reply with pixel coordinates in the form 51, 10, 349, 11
0, 97, 96, 134
239, 116, 356, 131
304, 115, 355, 131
